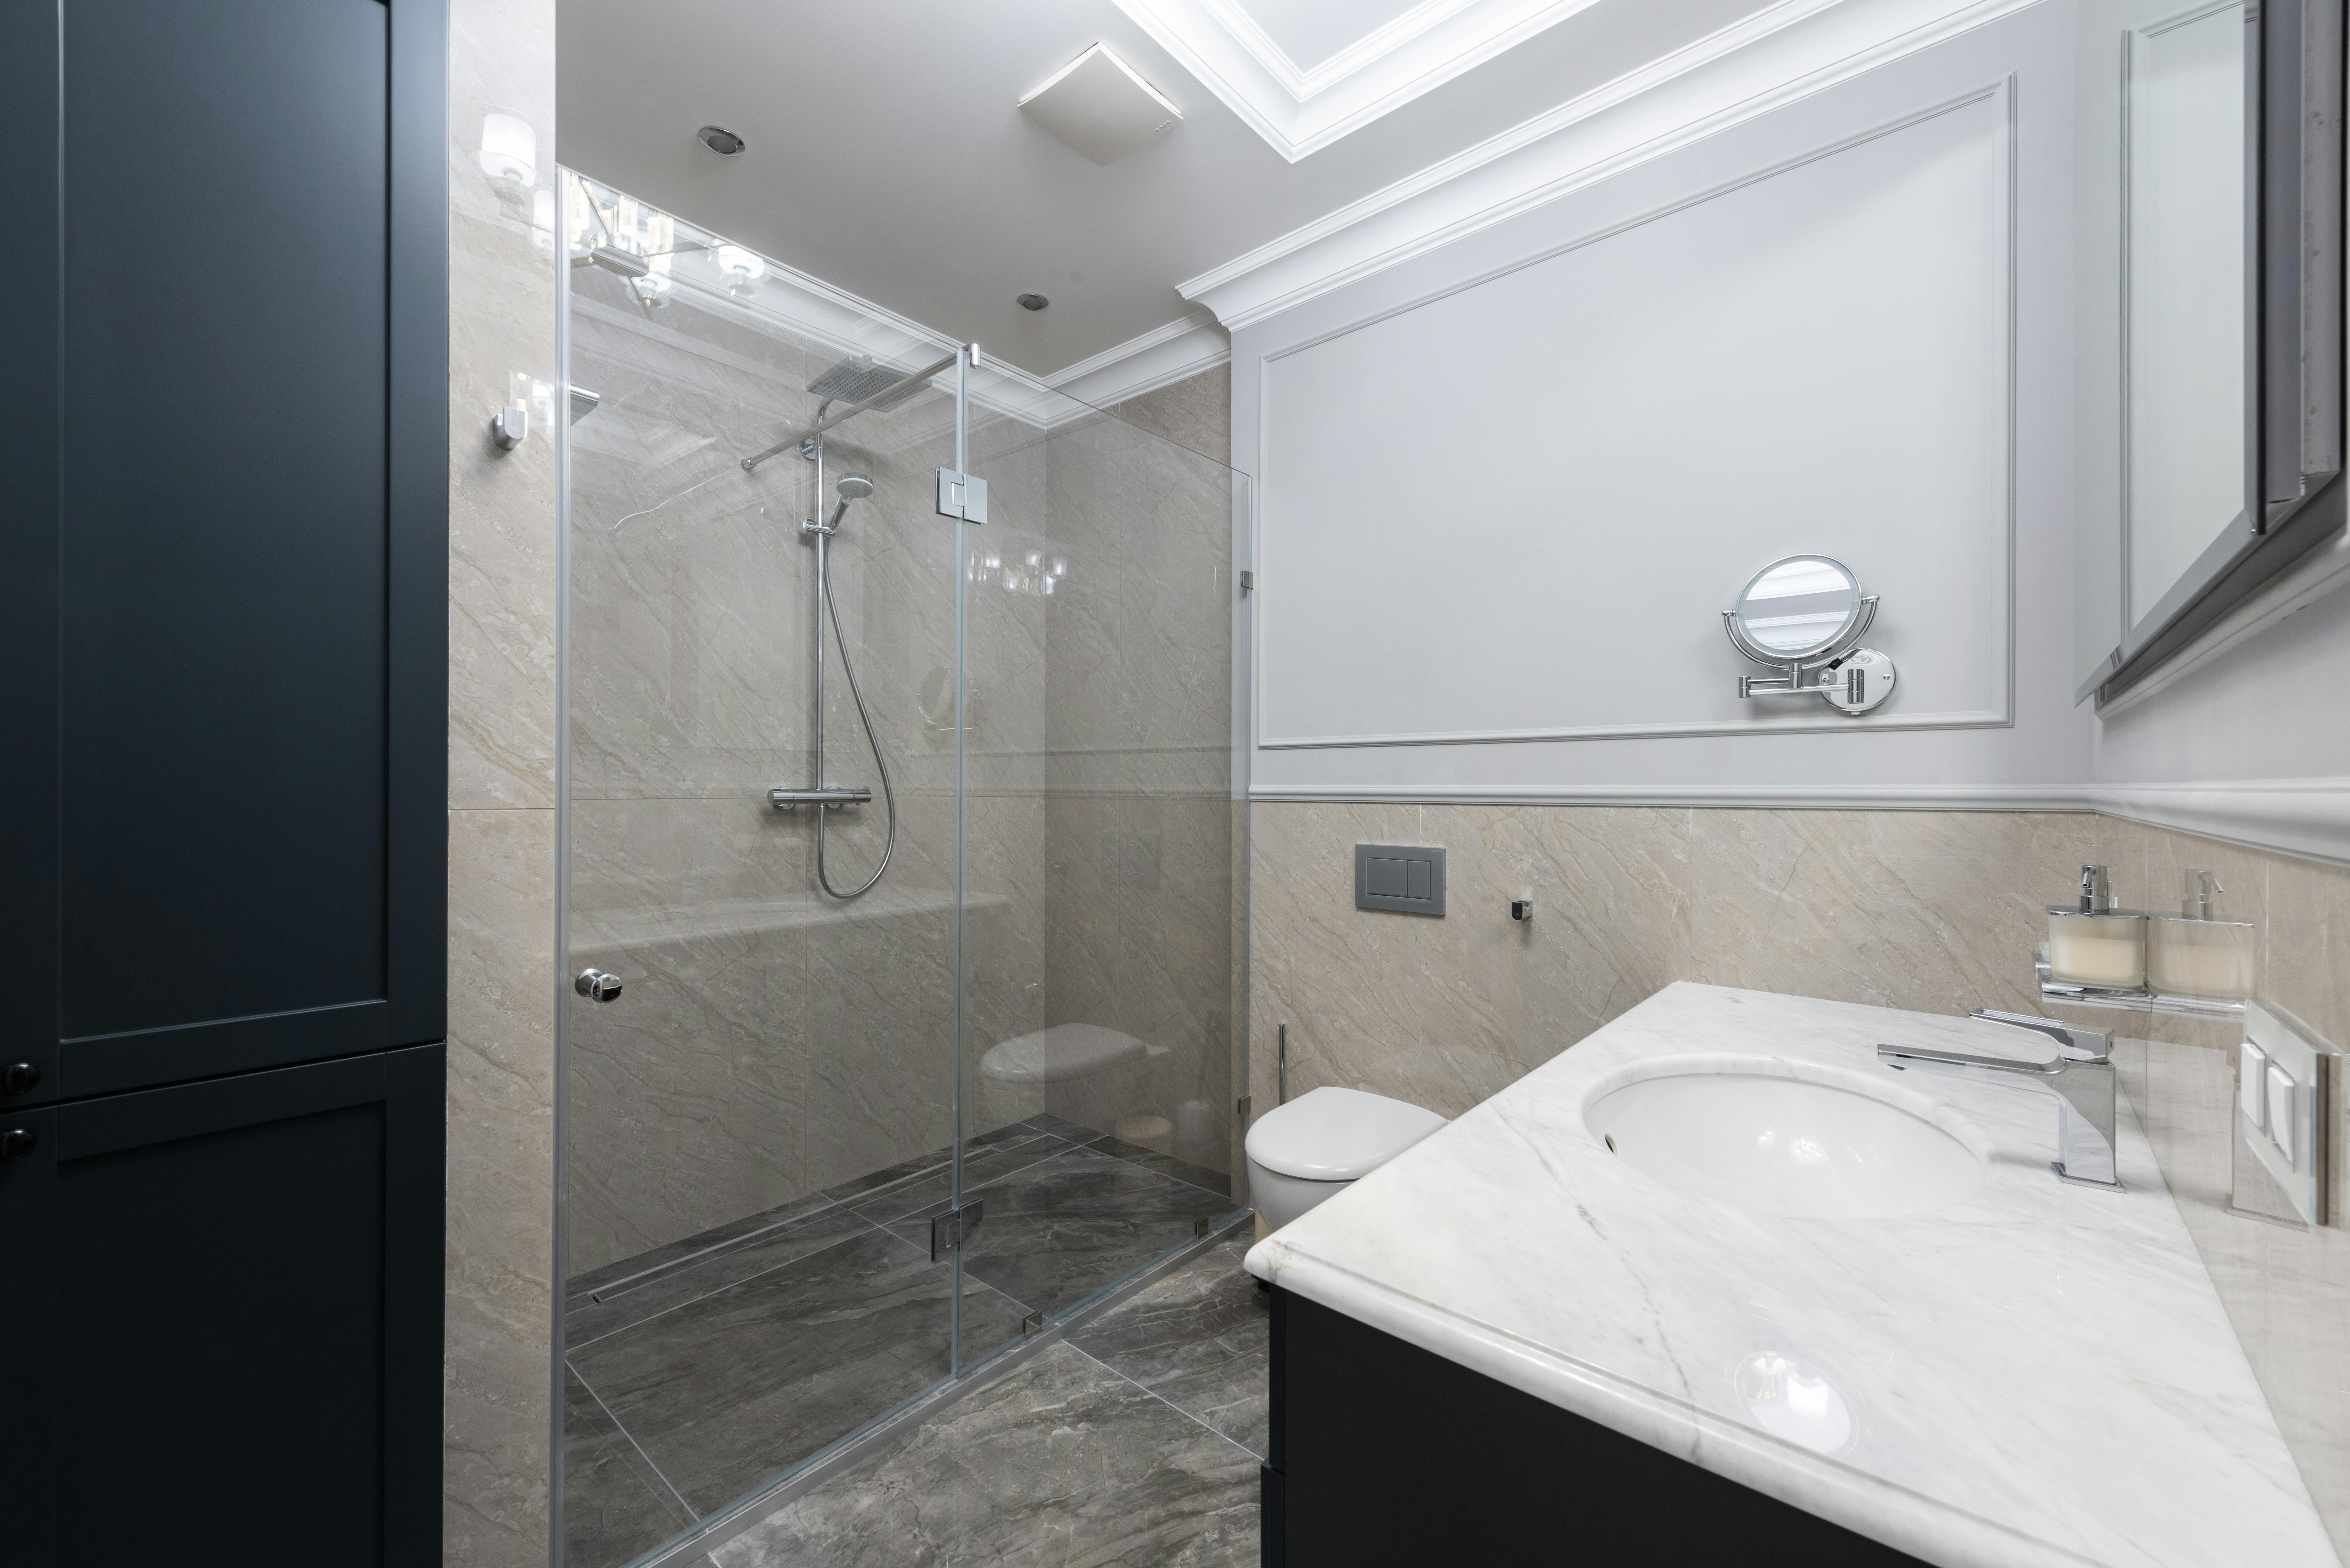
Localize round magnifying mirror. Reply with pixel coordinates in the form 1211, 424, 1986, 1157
1732, 556, 1862, 659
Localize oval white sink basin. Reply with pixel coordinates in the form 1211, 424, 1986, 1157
1586, 1062, 1987, 1219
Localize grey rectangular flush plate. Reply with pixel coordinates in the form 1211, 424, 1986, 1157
1355, 844, 1445, 916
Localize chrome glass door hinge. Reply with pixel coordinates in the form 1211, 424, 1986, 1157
1236, 1095, 1252, 1119
929, 1200, 985, 1261
935, 469, 989, 523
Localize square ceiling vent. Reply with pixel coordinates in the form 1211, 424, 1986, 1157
1019, 43, 1183, 165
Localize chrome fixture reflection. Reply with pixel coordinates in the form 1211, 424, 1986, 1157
1722, 554, 1897, 714
696, 124, 747, 157
574, 968, 623, 1003
773, 470, 898, 900
1876, 1011, 2119, 1187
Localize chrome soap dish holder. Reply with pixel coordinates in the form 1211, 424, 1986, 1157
1722, 554, 1897, 714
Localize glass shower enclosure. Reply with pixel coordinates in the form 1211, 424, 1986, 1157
553, 174, 1250, 1568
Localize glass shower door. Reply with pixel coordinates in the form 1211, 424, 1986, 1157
558, 174, 979, 1568
951, 364, 1250, 1365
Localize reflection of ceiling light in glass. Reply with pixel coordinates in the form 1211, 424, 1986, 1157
631, 274, 673, 307
479, 112, 537, 186
715, 244, 765, 294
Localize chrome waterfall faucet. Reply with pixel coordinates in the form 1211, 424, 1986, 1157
1876, 1011, 2119, 1187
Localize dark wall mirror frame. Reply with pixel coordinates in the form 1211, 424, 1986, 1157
2088, 0, 2346, 704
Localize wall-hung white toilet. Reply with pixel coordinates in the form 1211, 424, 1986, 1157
1245, 1086, 1448, 1231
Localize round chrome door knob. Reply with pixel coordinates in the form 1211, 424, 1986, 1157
574, 968, 624, 1003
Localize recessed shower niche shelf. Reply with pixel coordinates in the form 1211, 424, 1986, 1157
2035, 945, 2246, 1020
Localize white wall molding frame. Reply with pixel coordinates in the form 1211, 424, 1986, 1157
1179, 0, 2041, 328
1251, 80, 2016, 751
1111, 0, 1607, 162
1044, 312, 1231, 409
2089, 778, 2350, 867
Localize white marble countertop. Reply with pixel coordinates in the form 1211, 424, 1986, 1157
1245, 984, 2337, 1568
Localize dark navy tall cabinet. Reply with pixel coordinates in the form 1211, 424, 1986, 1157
0, 0, 449, 1562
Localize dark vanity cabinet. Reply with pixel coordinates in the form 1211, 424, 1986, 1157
1263, 1290, 1925, 1566
0, 0, 449, 1562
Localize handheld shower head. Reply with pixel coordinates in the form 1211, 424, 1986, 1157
823, 473, 874, 531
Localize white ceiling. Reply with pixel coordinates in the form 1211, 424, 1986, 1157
1245, 0, 1427, 70
556, 0, 1778, 380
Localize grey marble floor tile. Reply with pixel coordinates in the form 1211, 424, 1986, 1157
889, 1148, 1237, 1318
840, 1131, 1073, 1227
1067, 1240, 1270, 1458
566, 1186, 844, 1308
566, 1201, 873, 1349
709, 1342, 1260, 1568
570, 1226, 1031, 1514
564, 1364, 696, 1568
1082, 1132, 1234, 1202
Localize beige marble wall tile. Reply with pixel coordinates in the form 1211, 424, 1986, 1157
445, 0, 559, 1561
1690, 809, 2094, 1018
445, 805, 556, 1568
1247, 802, 1688, 1122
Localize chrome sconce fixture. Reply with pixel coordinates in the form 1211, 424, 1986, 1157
1722, 555, 1897, 714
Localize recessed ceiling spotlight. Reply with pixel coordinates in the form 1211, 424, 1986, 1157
696, 125, 747, 157
1017, 293, 1049, 311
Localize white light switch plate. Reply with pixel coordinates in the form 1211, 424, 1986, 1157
2242, 1003, 2328, 1225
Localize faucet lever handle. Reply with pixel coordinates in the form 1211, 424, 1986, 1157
1970, 1008, 2111, 1061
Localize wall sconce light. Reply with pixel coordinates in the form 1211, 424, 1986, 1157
478, 112, 537, 187
715, 244, 765, 294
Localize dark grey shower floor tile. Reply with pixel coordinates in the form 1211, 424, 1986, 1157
566, 1202, 873, 1349
570, 1226, 1031, 1515
889, 1148, 1237, 1319
564, 1364, 696, 1568
839, 1130, 1072, 1227
820, 1120, 1042, 1207
1068, 1240, 1270, 1458
567, 1186, 845, 1309
1017, 1110, 1105, 1144
1082, 1132, 1234, 1201
708, 1342, 1261, 1568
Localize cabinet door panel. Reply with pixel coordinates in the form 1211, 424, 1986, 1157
0, 0, 448, 1104
0, 1048, 444, 1568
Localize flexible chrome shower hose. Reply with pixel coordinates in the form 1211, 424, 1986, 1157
813, 531, 896, 899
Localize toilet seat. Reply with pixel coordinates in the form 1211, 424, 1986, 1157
1247, 1086, 1447, 1182
979, 1023, 1160, 1085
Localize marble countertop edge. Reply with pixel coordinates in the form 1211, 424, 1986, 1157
1248, 1240, 2107, 1568
1247, 1239, 2096, 1568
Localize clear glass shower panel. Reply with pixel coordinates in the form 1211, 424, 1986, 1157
957, 370, 1249, 1364
558, 173, 975, 1568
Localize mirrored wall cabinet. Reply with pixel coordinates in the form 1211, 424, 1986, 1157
2073, 0, 2345, 702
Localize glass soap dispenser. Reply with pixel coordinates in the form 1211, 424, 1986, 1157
2047, 864, 2147, 990
2146, 870, 2255, 1001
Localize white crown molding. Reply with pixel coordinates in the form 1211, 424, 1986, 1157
1044, 312, 1231, 408
1112, 0, 1605, 162
1249, 782, 2097, 810
1179, 0, 2040, 330
2088, 778, 2350, 869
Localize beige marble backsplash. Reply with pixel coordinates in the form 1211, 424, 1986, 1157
1248, 797, 2349, 1550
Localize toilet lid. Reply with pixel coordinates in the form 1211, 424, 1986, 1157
1245, 1086, 1448, 1181
980, 1023, 1152, 1085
